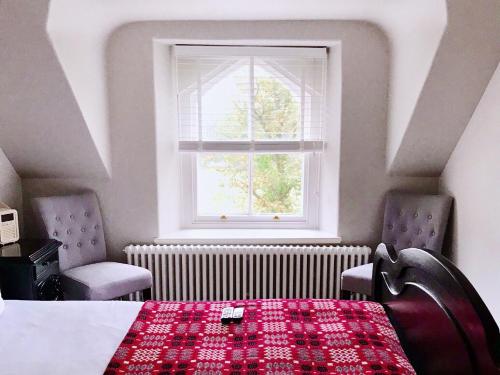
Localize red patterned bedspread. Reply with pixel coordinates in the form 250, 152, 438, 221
105, 299, 415, 374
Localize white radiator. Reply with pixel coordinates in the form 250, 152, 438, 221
124, 245, 371, 301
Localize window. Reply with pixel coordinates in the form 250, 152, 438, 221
176, 46, 327, 228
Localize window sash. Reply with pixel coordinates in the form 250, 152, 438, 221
179, 140, 324, 152
175, 45, 327, 59
181, 152, 321, 229
196, 152, 306, 218
176, 45, 327, 152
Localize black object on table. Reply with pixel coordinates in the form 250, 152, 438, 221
0, 239, 63, 300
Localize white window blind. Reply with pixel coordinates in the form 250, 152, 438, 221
175, 45, 327, 152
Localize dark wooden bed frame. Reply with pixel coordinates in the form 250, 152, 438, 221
373, 243, 500, 375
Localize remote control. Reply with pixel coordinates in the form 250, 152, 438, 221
232, 307, 244, 323
221, 307, 234, 324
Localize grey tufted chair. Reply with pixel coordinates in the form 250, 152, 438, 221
340, 191, 452, 298
32, 192, 152, 301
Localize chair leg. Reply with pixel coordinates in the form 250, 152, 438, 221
340, 290, 351, 300
142, 288, 152, 301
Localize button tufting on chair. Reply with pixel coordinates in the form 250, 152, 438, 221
32, 192, 153, 301
341, 191, 452, 298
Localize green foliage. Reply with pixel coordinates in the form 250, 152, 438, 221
253, 154, 302, 214
203, 77, 303, 215
215, 102, 248, 140
253, 78, 299, 139
200, 154, 249, 212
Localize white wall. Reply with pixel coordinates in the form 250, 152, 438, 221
440, 63, 500, 324
389, 0, 500, 176
47, 0, 450, 180
0, 148, 22, 226
47, 21, 112, 174
0, 0, 109, 179
385, 1, 447, 172
22, 21, 437, 260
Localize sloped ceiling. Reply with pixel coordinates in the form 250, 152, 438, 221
46, 0, 449, 176
388, 0, 500, 176
0, 0, 110, 178
0, 147, 22, 210
1, 0, 498, 179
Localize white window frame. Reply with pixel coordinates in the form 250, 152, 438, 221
176, 45, 327, 229
181, 152, 321, 229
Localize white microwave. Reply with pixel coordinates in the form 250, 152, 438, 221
0, 203, 19, 245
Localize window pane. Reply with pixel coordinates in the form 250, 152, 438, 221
197, 153, 249, 215
253, 59, 301, 140
177, 49, 327, 144
177, 57, 200, 141
252, 154, 304, 215
201, 60, 249, 140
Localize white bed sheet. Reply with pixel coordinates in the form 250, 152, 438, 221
0, 300, 142, 375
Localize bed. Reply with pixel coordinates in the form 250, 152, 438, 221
0, 244, 498, 375
0, 300, 142, 374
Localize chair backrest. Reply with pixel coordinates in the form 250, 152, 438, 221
32, 192, 106, 272
381, 191, 452, 252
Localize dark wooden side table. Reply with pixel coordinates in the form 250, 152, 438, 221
0, 239, 63, 300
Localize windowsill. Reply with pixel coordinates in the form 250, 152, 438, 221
155, 229, 341, 245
